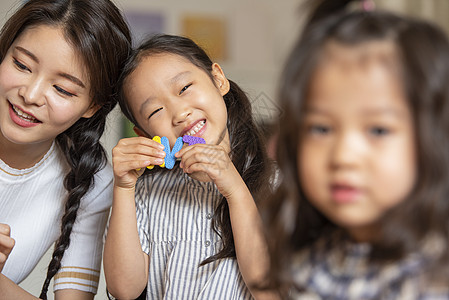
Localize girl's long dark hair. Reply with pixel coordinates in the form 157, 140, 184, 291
264, 0, 449, 292
118, 34, 272, 264
0, 1, 131, 298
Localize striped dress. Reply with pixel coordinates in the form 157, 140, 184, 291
135, 165, 253, 300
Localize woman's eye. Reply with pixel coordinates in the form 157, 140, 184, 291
369, 126, 390, 136
179, 84, 192, 95
149, 107, 163, 119
13, 58, 30, 72
54, 85, 75, 97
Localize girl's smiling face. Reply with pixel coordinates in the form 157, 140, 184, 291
298, 42, 417, 241
124, 53, 230, 151
0, 25, 97, 150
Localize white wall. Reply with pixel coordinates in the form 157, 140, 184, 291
1, 0, 448, 299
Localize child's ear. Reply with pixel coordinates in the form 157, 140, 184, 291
133, 126, 149, 138
211, 63, 230, 96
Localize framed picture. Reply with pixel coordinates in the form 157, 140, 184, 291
125, 11, 165, 45
182, 15, 227, 61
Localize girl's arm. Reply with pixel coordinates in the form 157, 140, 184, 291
225, 174, 280, 300
177, 144, 280, 300
103, 137, 165, 299
103, 185, 149, 299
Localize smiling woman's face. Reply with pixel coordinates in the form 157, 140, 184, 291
0, 24, 96, 151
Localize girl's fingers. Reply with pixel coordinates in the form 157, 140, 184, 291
175, 144, 192, 157
114, 153, 165, 164
113, 156, 164, 175
117, 136, 165, 150
180, 146, 229, 171
112, 137, 166, 175
182, 161, 220, 177
183, 161, 240, 200
114, 158, 164, 174
175, 142, 211, 157
113, 142, 166, 159
111, 137, 167, 188
177, 144, 216, 160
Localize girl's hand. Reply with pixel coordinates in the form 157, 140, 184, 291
112, 137, 166, 189
0, 223, 15, 272
176, 144, 242, 199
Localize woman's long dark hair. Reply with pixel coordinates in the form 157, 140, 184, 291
118, 34, 272, 265
264, 0, 449, 292
0, 0, 131, 298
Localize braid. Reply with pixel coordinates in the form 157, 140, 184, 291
201, 80, 272, 264
39, 116, 107, 299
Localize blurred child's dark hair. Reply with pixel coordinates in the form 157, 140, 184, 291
263, 0, 449, 291
117, 34, 272, 265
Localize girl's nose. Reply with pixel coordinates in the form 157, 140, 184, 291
172, 105, 192, 125
330, 132, 363, 169
18, 77, 46, 106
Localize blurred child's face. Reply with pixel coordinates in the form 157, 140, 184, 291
0, 25, 96, 151
124, 53, 230, 150
298, 43, 416, 242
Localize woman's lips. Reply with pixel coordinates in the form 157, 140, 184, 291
9, 103, 41, 128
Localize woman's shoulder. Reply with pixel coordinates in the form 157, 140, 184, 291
79, 161, 113, 210
94, 160, 114, 185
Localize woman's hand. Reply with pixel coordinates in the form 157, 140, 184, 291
176, 143, 242, 199
112, 137, 166, 189
0, 223, 15, 272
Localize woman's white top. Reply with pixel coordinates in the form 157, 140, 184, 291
0, 142, 113, 294
135, 165, 253, 300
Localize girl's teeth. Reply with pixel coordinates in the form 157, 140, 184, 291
12, 105, 39, 123
186, 120, 205, 136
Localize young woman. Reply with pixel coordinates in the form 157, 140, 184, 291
0, 0, 131, 299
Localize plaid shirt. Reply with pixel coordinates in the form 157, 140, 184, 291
290, 231, 449, 300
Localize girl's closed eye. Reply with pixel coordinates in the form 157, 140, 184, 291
13, 58, 30, 72
149, 107, 163, 119
179, 83, 192, 95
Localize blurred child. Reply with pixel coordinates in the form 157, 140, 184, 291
104, 34, 277, 299
263, 0, 449, 298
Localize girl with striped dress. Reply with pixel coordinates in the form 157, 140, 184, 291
104, 34, 277, 300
